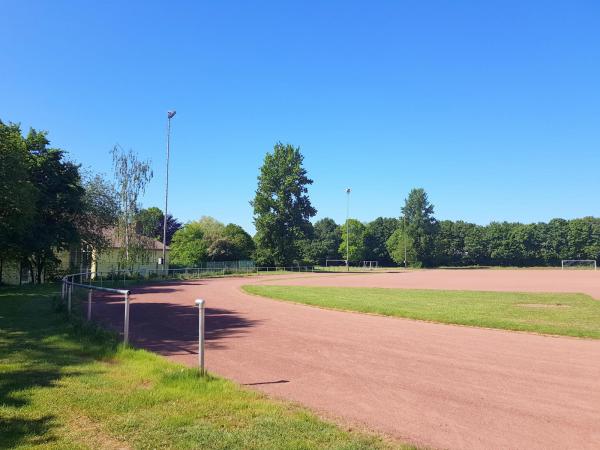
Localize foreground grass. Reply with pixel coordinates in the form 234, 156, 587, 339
243, 285, 600, 339
0, 284, 400, 449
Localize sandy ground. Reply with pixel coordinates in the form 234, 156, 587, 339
92, 270, 600, 449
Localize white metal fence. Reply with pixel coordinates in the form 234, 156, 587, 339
62, 272, 131, 343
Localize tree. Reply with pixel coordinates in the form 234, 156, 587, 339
136, 207, 182, 245
136, 207, 164, 240
251, 142, 316, 265
169, 222, 207, 267
21, 129, 85, 282
195, 216, 226, 249
314, 218, 342, 260
402, 188, 438, 266
386, 227, 416, 266
111, 145, 153, 269
364, 217, 399, 265
434, 220, 476, 266
339, 219, 367, 262
200, 219, 255, 261
300, 218, 341, 264
538, 219, 567, 264
0, 122, 36, 282
223, 223, 255, 260
78, 174, 119, 254
463, 225, 488, 265
170, 218, 253, 263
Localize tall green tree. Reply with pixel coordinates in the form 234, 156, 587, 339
402, 188, 438, 266
22, 129, 85, 282
251, 142, 316, 265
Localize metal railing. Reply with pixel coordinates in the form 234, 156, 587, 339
62, 272, 131, 344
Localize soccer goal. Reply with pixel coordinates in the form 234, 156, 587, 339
361, 260, 378, 270
561, 259, 597, 270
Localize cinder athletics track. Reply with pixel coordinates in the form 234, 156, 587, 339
95, 271, 600, 449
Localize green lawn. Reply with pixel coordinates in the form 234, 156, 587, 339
242, 285, 600, 339
0, 284, 404, 449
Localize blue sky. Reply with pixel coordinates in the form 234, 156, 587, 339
2, 1, 599, 233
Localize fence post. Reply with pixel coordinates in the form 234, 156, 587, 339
87, 289, 92, 321
123, 291, 130, 345
195, 299, 206, 375
67, 284, 72, 315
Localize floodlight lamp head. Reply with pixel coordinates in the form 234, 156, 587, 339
167, 110, 176, 119
346, 188, 351, 194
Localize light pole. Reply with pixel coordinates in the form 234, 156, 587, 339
403, 213, 407, 269
163, 110, 176, 272
345, 188, 351, 272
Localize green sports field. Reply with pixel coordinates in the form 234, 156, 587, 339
242, 285, 600, 339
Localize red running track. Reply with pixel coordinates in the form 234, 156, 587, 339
91, 271, 600, 449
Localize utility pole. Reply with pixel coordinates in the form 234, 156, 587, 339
163, 110, 176, 272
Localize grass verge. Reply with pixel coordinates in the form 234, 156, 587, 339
242, 285, 600, 339
0, 284, 403, 449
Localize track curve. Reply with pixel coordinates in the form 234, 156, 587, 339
94, 272, 600, 449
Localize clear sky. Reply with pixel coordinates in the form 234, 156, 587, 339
2, 1, 599, 234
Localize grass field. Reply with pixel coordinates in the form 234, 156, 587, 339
0, 284, 403, 449
242, 285, 600, 339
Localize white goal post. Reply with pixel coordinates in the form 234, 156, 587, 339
361, 260, 379, 270
561, 259, 597, 270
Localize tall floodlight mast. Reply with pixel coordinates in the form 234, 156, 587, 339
163, 110, 176, 271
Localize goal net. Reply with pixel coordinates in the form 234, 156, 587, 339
561, 260, 597, 270
361, 260, 378, 270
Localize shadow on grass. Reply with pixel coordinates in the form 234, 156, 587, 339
0, 416, 57, 448
0, 284, 116, 448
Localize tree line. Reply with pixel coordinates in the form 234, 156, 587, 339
250, 143, 600, 267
